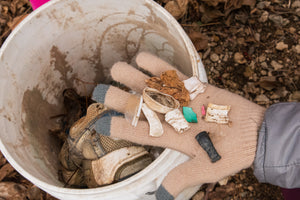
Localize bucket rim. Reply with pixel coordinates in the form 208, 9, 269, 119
0, 0, 200, 194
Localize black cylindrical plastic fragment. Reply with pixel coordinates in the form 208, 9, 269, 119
195, 131, 221, 163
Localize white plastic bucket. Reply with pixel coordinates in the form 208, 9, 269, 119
0, 0, 207, 199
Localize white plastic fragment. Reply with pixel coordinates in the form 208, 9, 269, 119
143, 87, 180, 114
141, 103, 164, 137
165, 109, 190, 133
205, 103, 231, 124
183, 76, 207, 100
125, 95, 143, 127
131, 96, 143, 127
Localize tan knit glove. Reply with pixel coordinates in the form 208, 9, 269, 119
92, 52, 266, 200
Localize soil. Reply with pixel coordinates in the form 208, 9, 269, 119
0, 0, 299, 199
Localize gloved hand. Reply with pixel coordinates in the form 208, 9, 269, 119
92, 52, 266, 200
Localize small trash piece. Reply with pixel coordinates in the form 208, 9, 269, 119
201, 105, 206, 116
165, 109, 191, 133
143, 87, 180, 114
182, 106, 198, 123
145, 70, 190, 106
195, 131, 221, 163
141, 103, 164, 137
205, 103, 231, 124
183, 76, 207, 100
125, 95, 143, 127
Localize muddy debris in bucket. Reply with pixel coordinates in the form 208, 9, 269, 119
49, 86, 163, 188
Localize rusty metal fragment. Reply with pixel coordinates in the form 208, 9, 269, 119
205, 103, 231, 124
145, 70, 190, 106
183, 76, 207, 100
165, 109, 190, 133
141, 103, 164, 137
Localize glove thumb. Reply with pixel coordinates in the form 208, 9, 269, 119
156, 158, 200, 200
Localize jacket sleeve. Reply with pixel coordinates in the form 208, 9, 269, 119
253, 102, 300, 188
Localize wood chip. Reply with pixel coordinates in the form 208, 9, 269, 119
188, 31, 209, 51
0, 163, 15, 182
27, 185, 47, 200
164, 0, 188, 20
0, 182, 27, 199
0, 153, 6, 167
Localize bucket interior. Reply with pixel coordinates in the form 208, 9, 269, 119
0, 0, 194, 188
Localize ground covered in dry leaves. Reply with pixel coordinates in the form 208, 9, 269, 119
0, 0, 299, 199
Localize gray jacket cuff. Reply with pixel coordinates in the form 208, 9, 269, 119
253, 102, 300, 188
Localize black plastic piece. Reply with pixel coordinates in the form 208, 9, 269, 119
195, 131, 221, 163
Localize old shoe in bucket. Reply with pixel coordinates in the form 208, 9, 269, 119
59, 103, 152, 187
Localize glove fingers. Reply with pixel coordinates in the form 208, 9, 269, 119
111, 62, 149, 94
156, 158, 201, 200
91, 85, 221, 158
95, 115, 198, 157
92, 84, 138, 114
136, 52, 188, 80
